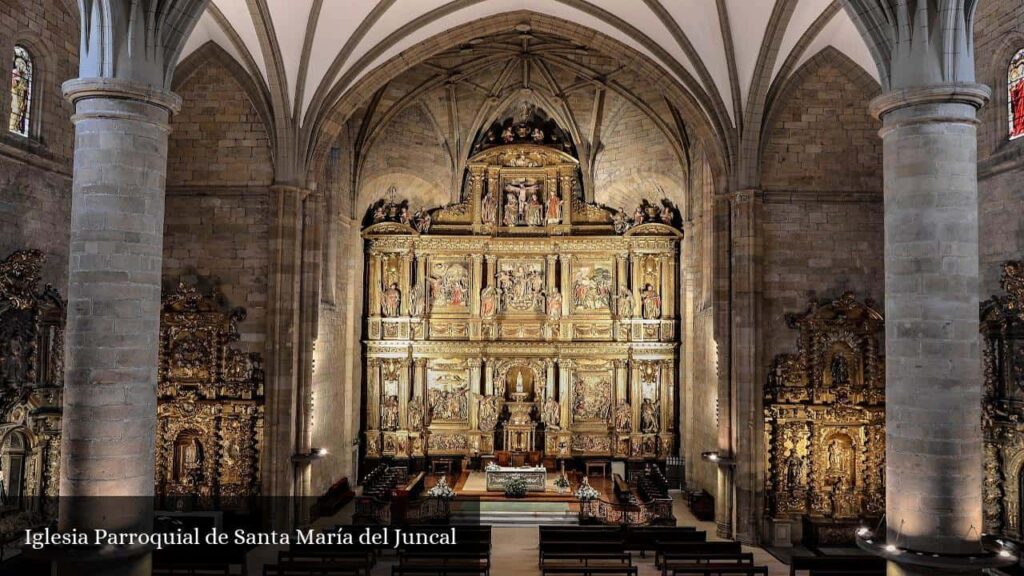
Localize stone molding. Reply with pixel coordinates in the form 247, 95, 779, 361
869, 82, 991, 123
62, 77, 183, 115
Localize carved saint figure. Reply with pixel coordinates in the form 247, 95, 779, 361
614, 401, 632, 433
502, 126, 514, 143
504, 193, 519, 226
633, 206, 644, 227
531, 127, 545, 143
381, 395, 400, 431
381, 283, 401, 317
617, 288, 634, 319
830, 355, 850, 385
659, 200, 674, 225
409, 284, 424, 317
546, 289, 562, 321
481, 190, 497, 224
414, 210, 431, 233
478, 395, 500, 432
612, 208, 629, 234
786, 454, 804, 487
543, 398, 560, 428
408, 398, 424, 432
547, 191, 562, 223
0, 339, 25, 384
640, 398, 659, 433
515, 372, 525, 394
526, 193, 544, 226
480, 286, 497, 319
641, 284, 662, 319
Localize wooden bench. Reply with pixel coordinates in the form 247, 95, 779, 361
153, 566, 231, 576
667, 566, 767, 576
392, 564, 490, 576
540, 542, 627, 565
660, 553, 754, 576
623, 527, 699, 557
541, 552, 633, 567
541, 565, 638, 576
264, 562, 365, 576
398, 555, 491, 576
278, 550, 374, 575
655, 541, 742, 567
789, 555, 885, 576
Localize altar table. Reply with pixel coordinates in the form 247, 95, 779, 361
485, 466, 547, 492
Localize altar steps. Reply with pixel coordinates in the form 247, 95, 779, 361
450, 501, 577, 525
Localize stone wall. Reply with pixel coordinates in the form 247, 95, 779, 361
0, 0, 78, 289
976, 0, 1024, 297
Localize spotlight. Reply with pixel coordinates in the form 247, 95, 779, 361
316, 447, 329, 457
856, 527, 871, 537
700, 451, 735, 466
884, 544, 897, 553
291, 448, 329, 463
999, 549, 1012, 558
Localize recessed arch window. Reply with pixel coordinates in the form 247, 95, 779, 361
1009, 48, 1024, 140
8, 45, 33, 137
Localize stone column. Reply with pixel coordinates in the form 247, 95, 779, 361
724, 189, 762, 543
58, 78, 180, 576
870, 84, 990, 573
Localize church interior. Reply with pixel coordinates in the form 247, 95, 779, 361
0, 1, 1023, 575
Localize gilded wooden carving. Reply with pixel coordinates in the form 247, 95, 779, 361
155, 284, 264, 504
982, 260, 1024, 538
361, 107, 681, 462
0, 250, 64, 523
764, 292, 885, 533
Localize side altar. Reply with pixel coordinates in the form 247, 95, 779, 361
360, 104, 682, 467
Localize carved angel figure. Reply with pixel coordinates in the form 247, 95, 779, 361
614, 401, 632, 433
613, 208, 629, 234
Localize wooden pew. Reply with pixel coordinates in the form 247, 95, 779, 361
153, 566, 232, 576
541, 565, 638, 576
541, 552, 633, 567
655, 541, 743, 568
668, 566, 767, 576
278, 549, 375, 575
539, 542, 627, 565
788, 555, 885, 576
659, 553, 754, 576
624, 526, 700, 557
391, 564, 490, 576
264, 563, 364, 576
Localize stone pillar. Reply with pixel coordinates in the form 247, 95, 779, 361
58, 78, 180, 576
725, 189, 762, 543
870, 84, 990, 573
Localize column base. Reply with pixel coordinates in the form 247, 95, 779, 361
856, 533, 1015, 575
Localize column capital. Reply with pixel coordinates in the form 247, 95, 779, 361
270, 183, 313, 200
870, 83, 990, 123
63, 77, 181, 115
725, 189, 763, 204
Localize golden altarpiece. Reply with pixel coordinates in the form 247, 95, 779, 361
361, 111, 682, 466
982, 260, 1024, 539
155, 284, 265, 503
0, 250, 64, 525
764, 293, 885, 546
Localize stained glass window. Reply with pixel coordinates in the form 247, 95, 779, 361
1009, 49, 1024, 140
8, 46, 32, 137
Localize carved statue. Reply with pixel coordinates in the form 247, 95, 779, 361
546, 289, 562, 321
641, 284, 661, 319
408, 398, 425, 432
546, 191, 562, 223
659, 201, 673, 225
542, 398, 560, 428
614, 401, 632, 433
785, 454, 804, 487
504, 193, 519, 226
381, 395, 400, 431
481, 286, 497, 319
413, 209, 431, 233
613, 208, 629, 234
478, 395, 501, 432
633, 206, 644, 227
640, 398, 659, 433
481, 190, 497, 224
526, 193, 544, 226
830, 355, 850, 385
381, 283, 401, 317
617, 288, 633, 319
409, 284, 424, 317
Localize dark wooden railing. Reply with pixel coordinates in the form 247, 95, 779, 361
579, 496, 673, 526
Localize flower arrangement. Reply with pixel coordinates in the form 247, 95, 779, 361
554, 474, 570, 489
504, 475, 528, 498
426, 475, 456, 500
575, 477, 599, 501
485, 461, 500, 472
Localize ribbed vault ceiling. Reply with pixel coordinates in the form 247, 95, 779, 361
178, 0, 877, 136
